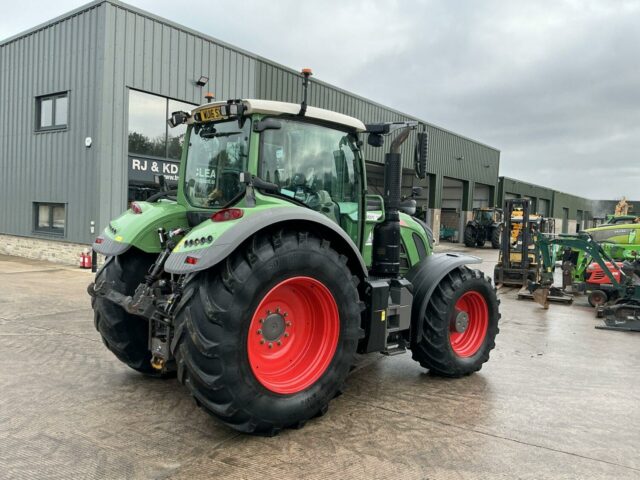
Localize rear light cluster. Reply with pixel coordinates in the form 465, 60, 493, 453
184, 235, 213, 248
211, 208, 244, 222
95, 237, 104, 244
130, 202, 143, 214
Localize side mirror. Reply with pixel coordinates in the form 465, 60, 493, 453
367, 133, 384, 148
167, 111, 189, 128
253, 118, 282, 133
414, 131, 428, 179
411, 186, 423, 197
399, 198, 417, 216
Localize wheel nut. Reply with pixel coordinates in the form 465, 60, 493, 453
286, 321, 292, 327
283, 312, 288, 317
284, 332, 289, 338
276, 307, 280, 313
259, 318, 264, 324
277, 341, 282, 346
257, 329, 262, 334
260, 339, 265, 345
268, 342, 273, 349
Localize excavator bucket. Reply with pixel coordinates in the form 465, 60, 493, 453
532, 287, 550, 309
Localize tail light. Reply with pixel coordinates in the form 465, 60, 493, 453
185, 256, 199, 265
95, 237, 104, 244
130, 202, 143, 214
211, 208, 244, 222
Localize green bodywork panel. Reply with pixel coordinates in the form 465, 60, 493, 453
102, 200, 188, 253
572, 223, 640, 282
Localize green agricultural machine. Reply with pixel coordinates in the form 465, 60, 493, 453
463, 207, 503, 248
88, 71, 500, 435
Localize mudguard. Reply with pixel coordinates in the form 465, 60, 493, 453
405, 253, 482, 343
92, 201, 187, 257
164, 206, 368, 278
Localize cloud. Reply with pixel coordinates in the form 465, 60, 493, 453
2, 0, 639, 199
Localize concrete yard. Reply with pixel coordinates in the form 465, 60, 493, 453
0, 249, 638, 480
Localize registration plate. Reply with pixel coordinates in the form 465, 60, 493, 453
199, 106, 224, 122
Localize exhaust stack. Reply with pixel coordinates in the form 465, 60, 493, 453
371, 126, 414, 277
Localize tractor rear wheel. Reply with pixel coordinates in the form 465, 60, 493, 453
93, 249, 160, 375
171, 231, 362, 435
491, 225, 503, 249
463, 225, 476, 248
410, 266, 500, 377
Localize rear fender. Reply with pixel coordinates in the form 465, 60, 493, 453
164, 206, 367, 278
92, 201, 188, 256
405, 253, 482, 343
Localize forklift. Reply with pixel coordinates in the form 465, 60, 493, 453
494, 199, 571, 304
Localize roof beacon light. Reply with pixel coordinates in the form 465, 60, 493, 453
204, 92, 215, 103
130, 202, 143, 214
299, 68, 313, 116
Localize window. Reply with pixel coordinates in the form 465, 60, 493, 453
128, 90, 196, 203
34, 203, 65, 235
128, 90, 195, 159
260, 118, 360, 226
36, 93, 68, 131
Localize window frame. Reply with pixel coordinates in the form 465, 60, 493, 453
35, 92, 69, 132
33, 202, 66, 237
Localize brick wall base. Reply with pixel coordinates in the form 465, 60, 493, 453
0, 234, 96, 267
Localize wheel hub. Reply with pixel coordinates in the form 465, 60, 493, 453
454, 310, 469, 333
262, 312, 286, 341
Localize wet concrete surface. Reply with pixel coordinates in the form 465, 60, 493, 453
0, 250, 639, 479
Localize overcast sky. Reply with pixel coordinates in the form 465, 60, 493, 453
2, 0, 639, 200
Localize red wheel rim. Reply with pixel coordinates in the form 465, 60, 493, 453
247, 276, 340, 394
449, 291, 489, 357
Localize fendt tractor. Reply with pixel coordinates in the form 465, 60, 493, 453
88, 70, 500, 435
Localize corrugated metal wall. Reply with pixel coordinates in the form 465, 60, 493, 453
552, 191, 593, 221
498, 177, 554, 205
0, 3, 103, 244
97, 1, 257, 226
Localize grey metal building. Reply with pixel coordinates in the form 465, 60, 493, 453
0, 0, 501, 260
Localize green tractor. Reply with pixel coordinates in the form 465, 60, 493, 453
463, 208, 504, 249
88, 71, 500, 435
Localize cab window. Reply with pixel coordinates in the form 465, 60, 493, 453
260, 119, 360, 227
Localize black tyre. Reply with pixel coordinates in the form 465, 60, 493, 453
491, 225, 503, 249
93, 249, 159, 375
476, 239, 486, 248
588, 289, 608, 308
171, 230, 363, 435
411, 266, 500, 377
463, 225, 476, 248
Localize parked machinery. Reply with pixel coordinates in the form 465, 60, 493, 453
463, 208, 503, 248
531, 233, 640, 332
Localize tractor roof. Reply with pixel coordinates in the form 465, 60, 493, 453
190, 99, 366, 132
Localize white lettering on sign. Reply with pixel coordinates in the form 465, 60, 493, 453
163, 163, 179, 175
132, 158, 147, 171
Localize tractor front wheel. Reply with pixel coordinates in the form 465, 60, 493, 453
171, 231, 362, 435
411, 266, 500, 377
